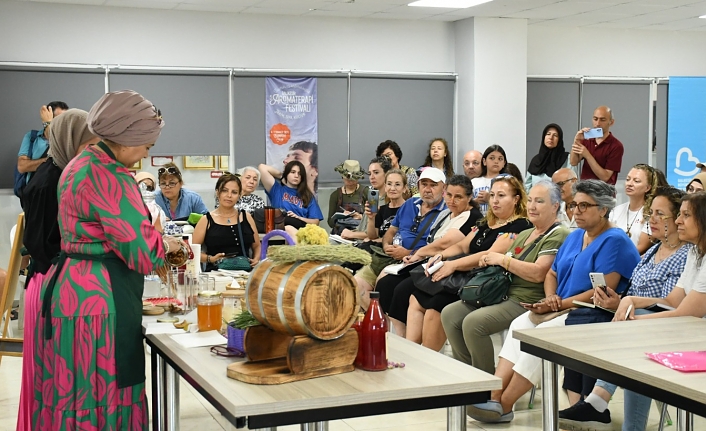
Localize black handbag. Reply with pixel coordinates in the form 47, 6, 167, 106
411, 255, 483, 296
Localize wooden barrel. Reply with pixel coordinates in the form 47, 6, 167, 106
245, 260, 359, 340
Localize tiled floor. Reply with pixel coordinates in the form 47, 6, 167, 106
0, 320, 699, 431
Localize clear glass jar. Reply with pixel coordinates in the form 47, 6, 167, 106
197, 291, 223, 332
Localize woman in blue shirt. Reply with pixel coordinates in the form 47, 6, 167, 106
154, 163, 208, 220
466, 180, 640, 424
258, 161, 323, 239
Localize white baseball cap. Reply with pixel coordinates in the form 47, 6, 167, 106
418, 167, 446, 184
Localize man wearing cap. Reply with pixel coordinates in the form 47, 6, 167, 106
353, 167, 447, 297
328, 160, 369, 231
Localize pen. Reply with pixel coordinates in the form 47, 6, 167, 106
625, 304, 633, 320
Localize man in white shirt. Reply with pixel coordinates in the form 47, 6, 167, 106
463, 150, 482, 180
552, 168, 578, 230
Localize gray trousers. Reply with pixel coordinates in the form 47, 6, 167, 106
440, 299, 526, 375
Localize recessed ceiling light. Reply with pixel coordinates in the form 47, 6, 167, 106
408, 0, 492, 8
700, 14, 706, 18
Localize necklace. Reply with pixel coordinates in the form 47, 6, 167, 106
495, 215, 517, 228
663, 236, 682, 249
625, 206, 643, 238
216, 210, 237, 223
343, 184, 358, 195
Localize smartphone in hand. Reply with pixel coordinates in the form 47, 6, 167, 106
589, 272, 607, 292
368, 189, 379, 213
584, 128, 603, 139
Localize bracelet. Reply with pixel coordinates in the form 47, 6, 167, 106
206, 255, 211, 264
162, 238, 171, 254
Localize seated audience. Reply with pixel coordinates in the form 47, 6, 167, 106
505, 163, 524, 184
466, 180, 640, 424
463, 150, 483, 180
418, 138, 454, 178
609, 164, 667, 254
559, 186, 689, 430
552, 168, 578, 230
524, 123, 568, 192
155, 162, 208, 220
328, 160, 368, 233
236, 166, 266, 213
354, 168, 446, 300
686, 172, 706, 194
193, 173, 260, 271
441, 180, 569, 373
374, 175, 482, 336
472, 145, 509, 215
376, 139, 419, 195
340, 156, 392, 241
258, 161, 323, 240
608, 191, 706, 431
135, 171, 166, 232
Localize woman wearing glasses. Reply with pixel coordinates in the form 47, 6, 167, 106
609, 164, 667, 254
524, 123, 569, 193
559, 186, 689, 430
154, 162, 208, 220
467, 180, 640, 424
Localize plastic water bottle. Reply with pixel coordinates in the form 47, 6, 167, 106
392, 233, 403, 246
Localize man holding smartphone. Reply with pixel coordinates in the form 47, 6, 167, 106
570, 105, 624, 185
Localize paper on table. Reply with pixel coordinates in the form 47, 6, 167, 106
646, 351, 706, 372
145, 322, 190, 335
170, 331, 227, 348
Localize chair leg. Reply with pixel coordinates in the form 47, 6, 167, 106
528, 385, 536, 409
656, 401, 671, 431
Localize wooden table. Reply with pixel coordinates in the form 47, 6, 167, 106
145, 331, 500, 431
514, 316, 706, 431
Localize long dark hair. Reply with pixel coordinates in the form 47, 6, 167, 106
423, 138, 454, 175
682, 192, 706, 264
282, 160, 313, 207
480, 145, 508, 177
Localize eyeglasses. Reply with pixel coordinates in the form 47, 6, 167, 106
209, 345, 245, 358
159, 181, 179, 189
158, 167, 180, 177
568, 201, 600, 213
555, 178, 577, 187
648, 211, 673, 222
410, 215, 423, 233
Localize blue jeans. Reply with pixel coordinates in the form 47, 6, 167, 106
594, 309, 654, 431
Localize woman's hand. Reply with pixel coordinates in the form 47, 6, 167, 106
386, 245, 410, 261
480, 252, 505, 268
613, 297, 635, 322
363, 202, 372, 218
287, 211, 299, 219
249, 258, 260, 267
476, 190, 489, 203
431, 259, 456, 282
594, 286, 620, 310
522, 301, 553, 315
544, 294, 562, 312
403, 253, 423, 264
163, 235, 181, 253
340, 228, 355, 239
209, 252, 226, 264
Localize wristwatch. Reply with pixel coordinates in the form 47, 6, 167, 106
42, 121, 51, 128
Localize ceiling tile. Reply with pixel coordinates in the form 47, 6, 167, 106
629, 0, 706, 6
103, 0, 178, 9
310, 1, 397, 12
638, 17, 706, 30
305, 8, 373, 17
240, 6, 308, 15
506, 1, 616, 19
175, 3, 248, 12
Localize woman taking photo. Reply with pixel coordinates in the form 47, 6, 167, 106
376, 139, 419, 195
441, 180, 569, 374
328, 160, 368, 233
235, 166, 266, 213
610, 164, 667, 254
339, 156, 392, 241
524, 123, 568, 192
472, 145, 509, 215
467, 180, 640, 424
34, 90, 185, 429
418, 138, 454, 178
258, 161, 323, 240
193, 173, 261, 271
155, 162, 208, 220
374, 175, 481, 346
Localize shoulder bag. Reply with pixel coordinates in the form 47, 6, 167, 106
217, 210, 252, 271
369, 210, 437, 275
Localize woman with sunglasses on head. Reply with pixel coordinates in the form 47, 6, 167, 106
340, 156, 392, 241
686, 172, 706, 194
559, 186, 689, 431
235, 166, 266, 214
609, 164, 667, 254
155, 162, 208, 220
258, 160, 324, 240
467, 180, 640, 425
472, 145, 509, 215
193, 173, 261, 271
524, 123, 569, 193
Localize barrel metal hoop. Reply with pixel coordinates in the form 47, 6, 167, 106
277, 262, 303, 336
294, 262, 334, 339
253, 263, 276, 327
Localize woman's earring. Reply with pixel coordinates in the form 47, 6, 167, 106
664, 222, 669, 240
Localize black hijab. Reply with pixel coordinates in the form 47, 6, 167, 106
527, 123, 568, 177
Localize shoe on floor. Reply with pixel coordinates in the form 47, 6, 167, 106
466, 401, 514, 423
559, 400, 612, 431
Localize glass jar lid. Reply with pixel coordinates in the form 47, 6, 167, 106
198, 290, 223, 298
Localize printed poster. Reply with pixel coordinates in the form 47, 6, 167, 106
667, 77, 706, 189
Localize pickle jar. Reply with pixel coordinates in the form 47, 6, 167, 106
196, 290, 223, 332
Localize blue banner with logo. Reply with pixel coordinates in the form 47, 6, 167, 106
265, 77, 318, 192
667, 77, 706, 189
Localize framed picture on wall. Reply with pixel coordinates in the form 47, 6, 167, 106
151, 156, 173, 166
219, 156, 229, 171
183, 155, 216, 170
132, 160, 142, 170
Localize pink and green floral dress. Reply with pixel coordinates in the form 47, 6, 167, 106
33, 143, 165, 430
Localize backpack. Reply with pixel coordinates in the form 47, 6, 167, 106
13, 130, 45, 199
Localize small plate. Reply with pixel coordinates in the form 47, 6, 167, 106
173, 221, 189, 226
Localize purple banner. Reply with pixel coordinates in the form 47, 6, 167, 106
265, 77, 318, 192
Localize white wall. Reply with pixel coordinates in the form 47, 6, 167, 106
454, 18, 475, 165
528, 25, 706, 77
0, 0, 455, 73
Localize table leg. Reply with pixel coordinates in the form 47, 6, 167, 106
300, 424, 316, 431
541, 359, 559, 431
164, 363, 180, 431
151, 351, 165, 431
314, 422, 329, 431
676, 409, 694, 431
447, 406, 466, 431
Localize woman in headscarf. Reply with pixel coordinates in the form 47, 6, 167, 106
33, 90, 184, 430
686, 172, 706, 193
524, 123, 569, 192
17, 109, 100, 431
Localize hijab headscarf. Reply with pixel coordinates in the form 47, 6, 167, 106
87, 90, 164, 146
687, 173, 706, 191
48, 108, 95, 170
527, 123, 568, 177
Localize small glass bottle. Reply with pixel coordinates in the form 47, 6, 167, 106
196, 291, 223, 332
359, 291, 388, 371
352, 312, 365, 367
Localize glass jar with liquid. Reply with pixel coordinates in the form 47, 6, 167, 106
197, 291, 223, 332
